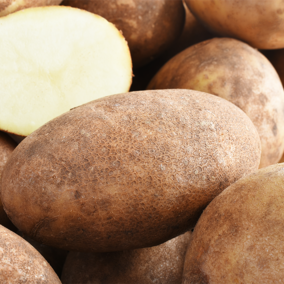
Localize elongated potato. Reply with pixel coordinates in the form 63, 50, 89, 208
1, 89, 261, 252
183, 163, 284, 284
148, 38, 284, 168
61, 231, 191, 284
0, 225, 61, 283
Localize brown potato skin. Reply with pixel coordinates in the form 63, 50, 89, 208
183, 163, 284, 284
0, 0, 63, 16
185, 0, 284, 50
61, 0, 185, 68
0, 225, 61, 283
1, 89, 260, 252
0, 132, 16, 230
148, 38, 284, 168
61, 231, 192, 284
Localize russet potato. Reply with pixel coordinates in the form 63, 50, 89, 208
1, 89, 261, 252
0, 132, 16, 230
185, 0, 284, 49
183, 163, 284, 284
61, 0, 185, 68
61, 231, 192, 284
148, 38, 284, 168
0, 225, 61, 283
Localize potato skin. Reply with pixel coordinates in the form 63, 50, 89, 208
61, 0, 185, 68
183, 163, 284, 284
0, 225, 61, 283
61, 231, 191, 284
185, 0, 284, 50
0, 0, 63, 17
0, 132, 16, 230
1, 89, 260, 252
148, 38, 284, 168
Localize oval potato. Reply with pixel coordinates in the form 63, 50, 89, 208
61, 231, 192, 284
1, 89, 261, 252
185, 0, 284, 49
148, 38, 284, 168
183, 163, 284, 284
0, 225, 61, 283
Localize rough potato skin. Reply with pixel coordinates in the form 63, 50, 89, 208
183, 163, 284, 284
148, 38, 284, 168
61, 0, 185, 68
61, 231, 192, 284
0, 225, 61, 283
1, 89, 261, 252
0, 132, 16, 229
0, 0, 63, 17
185, 0, 284, 50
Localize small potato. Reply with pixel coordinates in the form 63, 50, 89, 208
61, 0, 185, 68
0, 0, 63, 17
148, 38, 284, 168
0, 132, 16, 230
1, 89, 261, 252
183, 163, 284, 284
61, 231, 192, 284
185, 0, 284, 49
0, 225, 61, 283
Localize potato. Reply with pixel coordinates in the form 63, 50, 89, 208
0, 0, 63, 17
0, 6, 132, 137
1, 89, 261, 252
182, 163, 284, 284
61, 0, 185, 68
0, 225, 61, 283
20, 233, 68, 277
61, 231, 192, 284
185, 0, 284, 50
148, 38, 284, 168
0, 132, 16, 230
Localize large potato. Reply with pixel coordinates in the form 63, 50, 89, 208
183, 163, 284, 284
61, 231, 191, 284
61, 0, 185, 68
0, 0, 63, 17
0, 225, 61, 283
148, 38, 284, 168
185, 0, 284, 49
0, 132, 16, 230
1, 89, 261, 252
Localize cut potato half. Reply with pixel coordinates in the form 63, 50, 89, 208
0, 6, 132, 136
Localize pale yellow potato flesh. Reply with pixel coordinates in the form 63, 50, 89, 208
0, 6, 132, 136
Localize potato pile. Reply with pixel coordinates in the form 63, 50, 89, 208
0, 0, 284, 283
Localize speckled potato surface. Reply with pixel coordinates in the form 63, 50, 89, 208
185, 0, 284, 50
148, 38, 284, 168
0, 0, 62, 17
0, 132, 16, 229
61, 0, 185, 68
1, 89, 260, 252
183, 163, 284, 284
0, 225, 61, 283
61, 231, 191, 284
